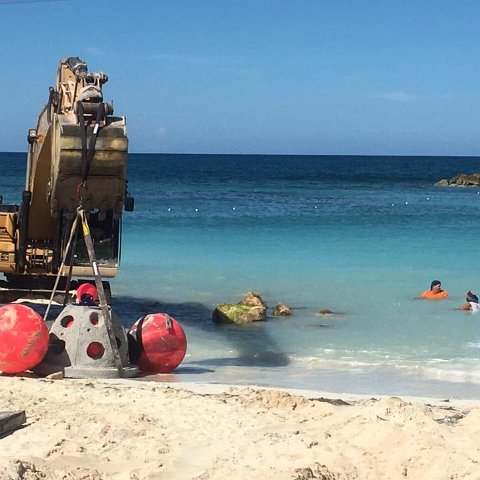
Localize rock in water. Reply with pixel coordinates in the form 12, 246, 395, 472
213, 292, 268, 324
212, 303, 267, 324
436, 173, 480, 187
271, 302, 292, 317
240, 291, 268, 308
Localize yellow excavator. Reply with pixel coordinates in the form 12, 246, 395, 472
0, 57, 134, 301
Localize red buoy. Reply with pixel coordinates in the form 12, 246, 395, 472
0, 304, 49, 374
128, 313, 187, 373
76, 283, 98, 303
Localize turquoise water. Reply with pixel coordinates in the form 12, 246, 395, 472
3, 153, 480, 398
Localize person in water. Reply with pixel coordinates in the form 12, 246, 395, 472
418, 280, 448, 300
458, 291, 480, 312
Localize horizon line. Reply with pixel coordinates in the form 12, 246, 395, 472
2, 151, 480, 158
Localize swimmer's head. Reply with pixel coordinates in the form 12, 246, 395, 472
430, 280, 442, 292
466, 291, 479, 303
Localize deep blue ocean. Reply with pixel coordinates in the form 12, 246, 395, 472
3, 152, 480, 399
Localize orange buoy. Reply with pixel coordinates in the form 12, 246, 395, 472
419, 289, 448, 300
128, 313, 187, 373
0, 304, 49, 374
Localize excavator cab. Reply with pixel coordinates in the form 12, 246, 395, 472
0, 57, 133, 297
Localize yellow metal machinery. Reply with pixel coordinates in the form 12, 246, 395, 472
0, 57, 134, 298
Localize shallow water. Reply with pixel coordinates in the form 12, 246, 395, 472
3, 152, 480, 398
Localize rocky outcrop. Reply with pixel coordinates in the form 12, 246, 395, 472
239, 292, 268, 309
271, 302, 291, 317
436, 173, 480, 187
213, 292, 267, 325
212, 304, 266, 324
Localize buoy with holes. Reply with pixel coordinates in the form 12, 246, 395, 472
128, 313, 187, 373
0, 304, 49, 374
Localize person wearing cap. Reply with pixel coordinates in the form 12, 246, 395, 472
458, 291, 480, 312
418, 280, 449, 300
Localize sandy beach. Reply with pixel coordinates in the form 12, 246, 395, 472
1, 376, 479, 479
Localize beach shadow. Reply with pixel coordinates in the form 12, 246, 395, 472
111, 295, 290, 367
173, 366, 215, 374
186, 353, 289, 367
0, 424, 28, 440
135, 366, 215, 383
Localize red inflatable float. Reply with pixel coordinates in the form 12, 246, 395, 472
128, 313, 187, 373
0, 304, 49, 374
76, 283, 98, 303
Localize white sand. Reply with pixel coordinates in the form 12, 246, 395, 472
1, 376, 479, 479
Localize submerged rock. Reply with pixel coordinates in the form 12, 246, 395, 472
212, 303, 267, 324
436, 173, 480, 187
271, 302, 292, 317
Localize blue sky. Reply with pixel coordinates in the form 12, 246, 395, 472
1, 0, 480, 155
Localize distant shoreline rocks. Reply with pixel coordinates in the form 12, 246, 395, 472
436, 173, 480, 187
